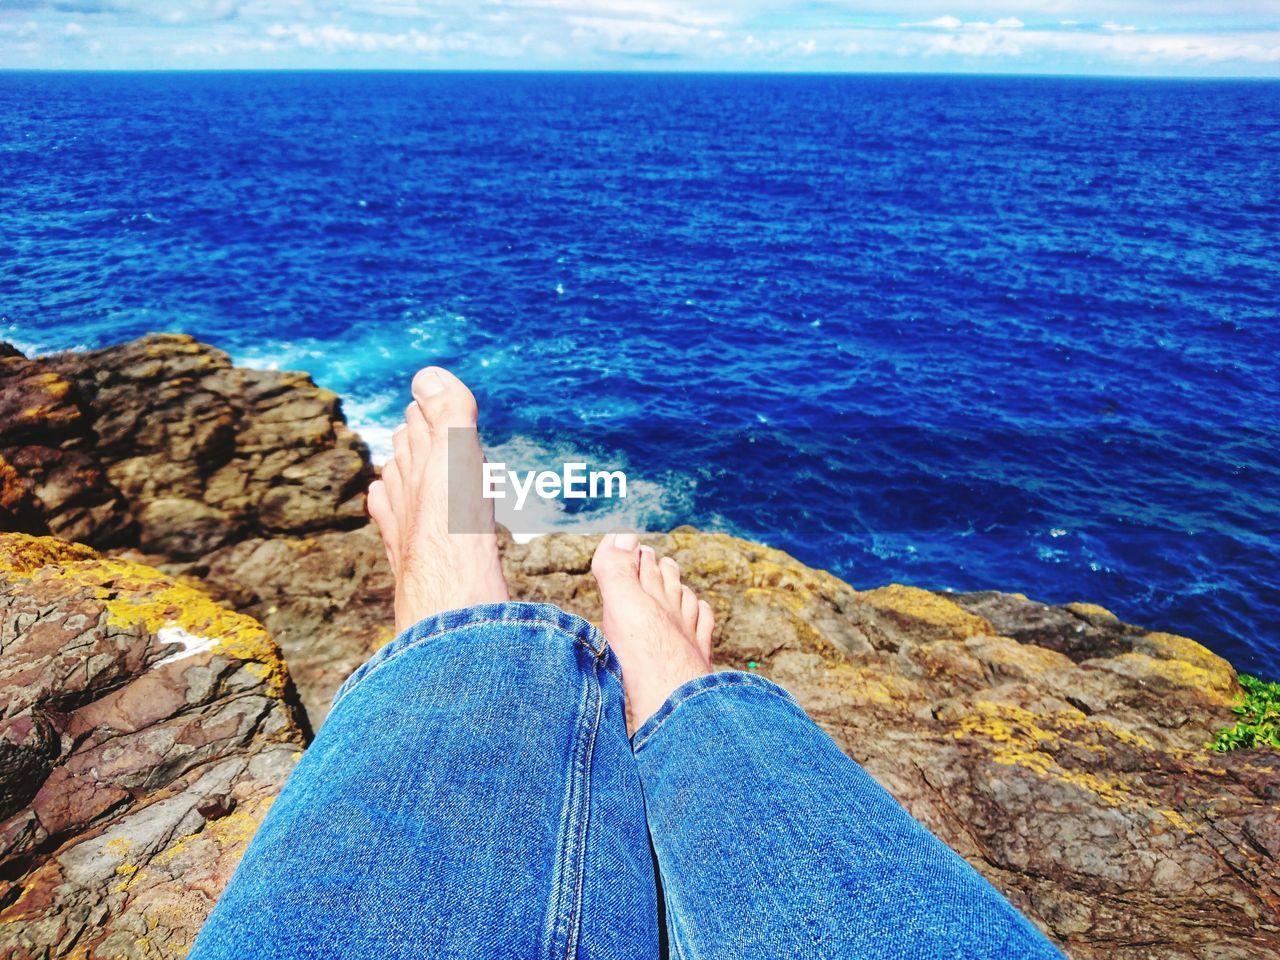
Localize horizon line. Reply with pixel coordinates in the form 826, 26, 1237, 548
3, 67, 1278, 81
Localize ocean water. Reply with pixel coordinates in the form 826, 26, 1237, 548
2, 72, 1277, 674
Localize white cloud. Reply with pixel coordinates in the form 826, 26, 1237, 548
501, 0, 730, 29
0, 20, 39, 37
900, 16, 962, 30
64, 22, 87, 37
264, 22, 458, 52
1103, 22, 1138, 32
906, 23, 1280, 64
923, 29, 1023, 58
900, 16, 1024, 32
566, 14, 725, 54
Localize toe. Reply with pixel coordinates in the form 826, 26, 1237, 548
404, 402, 431, 467
680, 585, 698, 634
413, 366, 478, 432
695, 600, 714, 661
367, 477, 394, 528
392, 423, 412, 477
591, 531, 641, 586
367, 479, 399, 572
659, 556, 682, 608
382, 456, 404, 511
638, 545, 664, 597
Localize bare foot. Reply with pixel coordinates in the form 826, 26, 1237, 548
591, 533, 714, 732
367, 367, 509, 632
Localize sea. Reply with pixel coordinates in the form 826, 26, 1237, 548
2, 71, 1277, 674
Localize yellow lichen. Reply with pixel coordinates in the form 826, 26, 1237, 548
1066, 601, 1117, 620
748, 557, 813, 590
33, 371, 71, 390
147, 798, 269, 866
952, 701, 1137, 806
203, 797, 275, 848
843, 665, 919, 706
859, 584, 994, 639
0, 532, 99, 577
952, 703, 1203, 834
1159, 809, 1196, 834
965, 635, 1074, 677
1135, 632, 1236, 688
114, 861, 142, 893
740, 586, 846, 666
137, 796, 276, 893
149, 837, 189, 869
1105, 652, 1236, 705
1, 536, 291, 700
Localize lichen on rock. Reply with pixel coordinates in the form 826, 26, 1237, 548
0, 533, 304, 959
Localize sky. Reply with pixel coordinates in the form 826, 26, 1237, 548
1, 2, 1279, 75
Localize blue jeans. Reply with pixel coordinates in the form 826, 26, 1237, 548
190, 602, 1063, 959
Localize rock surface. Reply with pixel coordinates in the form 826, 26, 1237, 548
1, 334, 373, 560
190, 526, 395, 727
1, 335, 1276, 959
0, 533, 304, 959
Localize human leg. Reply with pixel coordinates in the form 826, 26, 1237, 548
190, 371, 660, 960
592, 534, 1064, 960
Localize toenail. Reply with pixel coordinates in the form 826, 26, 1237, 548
612, 532, 638, 550
415, 369, 445, 396
640, 545, 655, 556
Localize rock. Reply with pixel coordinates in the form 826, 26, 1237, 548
0, 355, 83, 445
0, 455, 48, 536
137, 498, 241, 559
190, 525, 395, 728
0, 533, 304, 960
0, 353, 134, 547
1, 334, 373, 559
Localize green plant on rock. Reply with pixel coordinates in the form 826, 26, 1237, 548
1212, 674, 1280, 751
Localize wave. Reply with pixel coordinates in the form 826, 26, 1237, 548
482, 434, 695, 543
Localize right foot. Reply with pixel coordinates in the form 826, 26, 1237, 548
366, 367, 509, 633
591, 533, 714, 732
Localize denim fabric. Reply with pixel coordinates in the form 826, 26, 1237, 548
191, 601, 1063, 960
633, 671, 1063, 960
190, 603, 659, 960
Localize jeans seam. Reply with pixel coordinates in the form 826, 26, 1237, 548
632, 678, 797, 752
334, 614, 619, 708
564, 656, 606, 960
541, 647, 601, 960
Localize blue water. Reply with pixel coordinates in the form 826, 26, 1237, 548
3, 72, 1278, 674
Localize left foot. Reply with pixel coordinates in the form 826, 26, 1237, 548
367, 367, 509, 633
591, 533, 714, 732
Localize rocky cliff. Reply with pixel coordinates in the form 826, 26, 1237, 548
1, 334, 1276, 959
